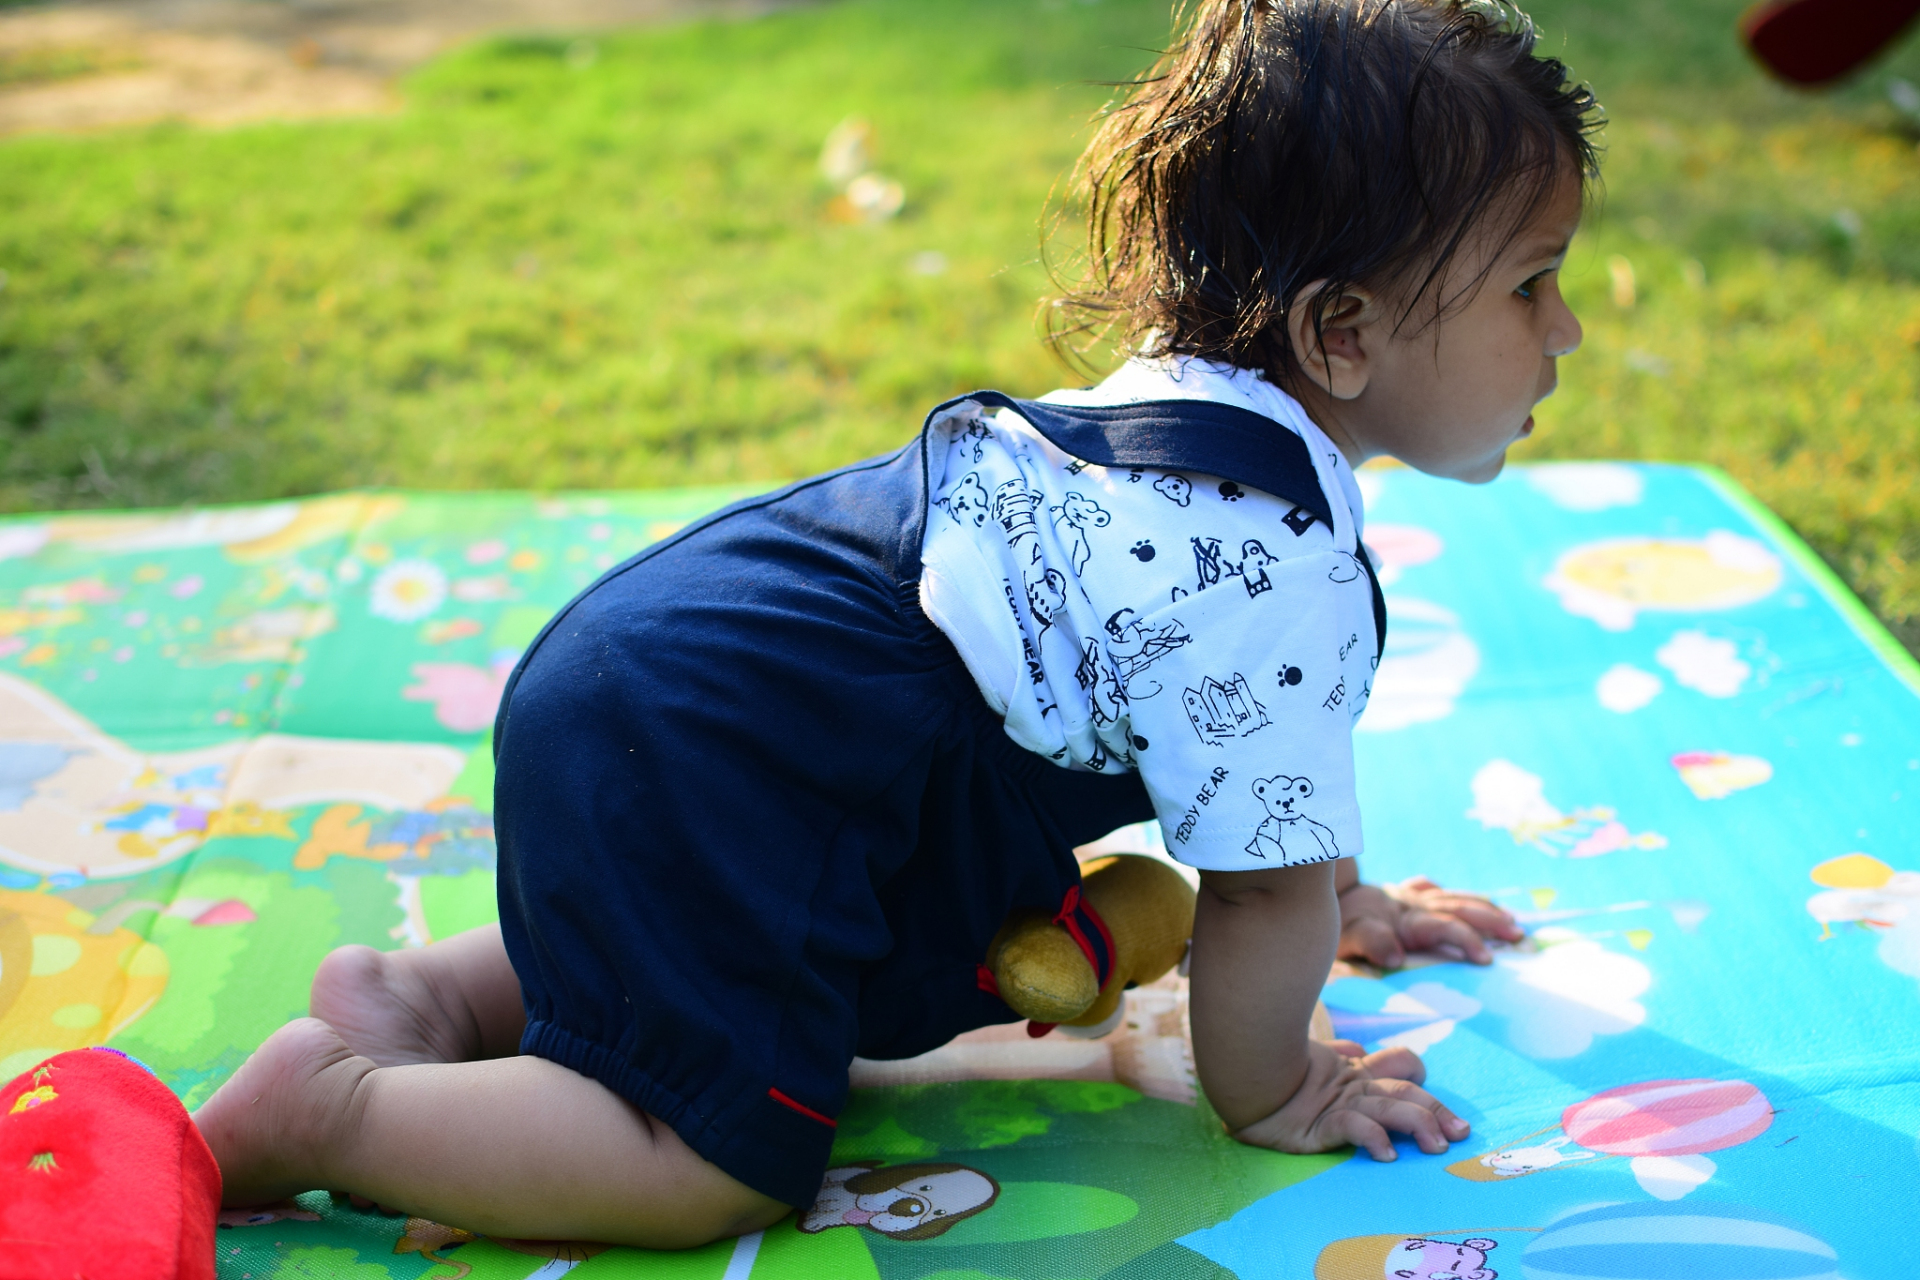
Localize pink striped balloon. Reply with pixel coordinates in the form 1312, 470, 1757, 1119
1562, 1078, 1772, 1157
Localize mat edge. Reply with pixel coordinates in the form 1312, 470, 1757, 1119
1696, 464, 1920, 697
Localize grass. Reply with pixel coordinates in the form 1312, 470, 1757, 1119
1, 0, 1918, 652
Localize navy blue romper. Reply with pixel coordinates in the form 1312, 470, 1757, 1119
491, 392, 1384, 1207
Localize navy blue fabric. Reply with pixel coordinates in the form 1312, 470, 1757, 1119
491, 393, 1369, 1208
961, 393, 1335, 529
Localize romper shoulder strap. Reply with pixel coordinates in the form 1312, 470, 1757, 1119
920, 390, 1387, 658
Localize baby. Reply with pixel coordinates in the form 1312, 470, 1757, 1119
195, 0, 1591, 1248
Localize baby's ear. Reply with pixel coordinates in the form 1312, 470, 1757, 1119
1286, 281, 1376, 402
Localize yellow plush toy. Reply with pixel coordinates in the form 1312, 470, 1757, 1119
985, 854, 1195, 1035
983, 853, 1341, 1043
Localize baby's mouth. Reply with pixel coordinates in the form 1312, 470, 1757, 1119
1519, 414, 1535, 438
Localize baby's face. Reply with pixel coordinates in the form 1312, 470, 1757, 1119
1325, 170, 1584, 484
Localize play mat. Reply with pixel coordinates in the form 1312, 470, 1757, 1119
1, 459, 1915, 1278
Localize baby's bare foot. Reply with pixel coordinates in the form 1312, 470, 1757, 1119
193, 1018, 371, 1208
310, 945, 473, 1067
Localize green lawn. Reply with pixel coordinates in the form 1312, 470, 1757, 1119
2, 0, 1919, 651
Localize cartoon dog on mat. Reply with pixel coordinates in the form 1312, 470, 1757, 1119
800, 1162, 1000, 1240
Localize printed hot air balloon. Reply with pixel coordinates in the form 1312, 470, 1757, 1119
1521, 1201, 1839, 1280
1563, 1079, 1771, 1157
1449, 1078, 1772, 1201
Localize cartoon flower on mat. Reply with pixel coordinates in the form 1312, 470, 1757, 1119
369, 560, 448, 623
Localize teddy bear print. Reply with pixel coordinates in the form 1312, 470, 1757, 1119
1245, 775, 1340, 862
800, 1163, 1001, 1241
1050, 492, 1112, 574
1153, 473, 1193, 507
942, 472, 990, 528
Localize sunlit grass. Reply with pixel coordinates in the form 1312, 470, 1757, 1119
1, 0, 1918, 650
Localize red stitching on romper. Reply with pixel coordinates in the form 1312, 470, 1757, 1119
767, 1087, 837, 1128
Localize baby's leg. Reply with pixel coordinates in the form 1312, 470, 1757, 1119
310, 923, 526, 1066
193, 1018, 789, 1247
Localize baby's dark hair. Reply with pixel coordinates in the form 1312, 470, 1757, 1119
1051, 0, 1602, 389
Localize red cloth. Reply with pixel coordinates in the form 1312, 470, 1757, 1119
0, 1048, 220, 1280
1742, 0, 1920, 85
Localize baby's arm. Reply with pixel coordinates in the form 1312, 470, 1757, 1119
1189, 860, 1470, 1160
1334, 858, 1524, 968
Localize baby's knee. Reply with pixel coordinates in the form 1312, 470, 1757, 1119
623, 1112, 793, 1247
704, 1186, 793, 1244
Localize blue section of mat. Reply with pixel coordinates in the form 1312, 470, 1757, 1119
1186, 461, 1919, 1279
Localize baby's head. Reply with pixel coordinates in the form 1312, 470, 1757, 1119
1058, 0, 1602, 483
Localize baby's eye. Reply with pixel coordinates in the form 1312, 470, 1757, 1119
1515, 270, 1551, 301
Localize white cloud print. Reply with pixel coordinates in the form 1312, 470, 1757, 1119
1596, 663, 1663, 713
1527, 462, 1645, 512
1657, 630, 1750, 698
1476, 927, 1650, 1059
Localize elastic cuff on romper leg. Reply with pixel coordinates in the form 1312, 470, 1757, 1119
519, 1019, 836, 1209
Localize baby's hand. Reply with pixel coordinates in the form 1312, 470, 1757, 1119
1229, 1040, 1469, 1161
1337, 875, 1523, 968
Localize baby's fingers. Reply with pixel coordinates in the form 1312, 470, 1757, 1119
1338, 915, 1405, 969
1321, 1108, 1398, 1162
1401, 911, 1495, 963
1442, 897, 1525, 941
1360, 1045, 1426, 1084
1363, 1077, 1470, 1153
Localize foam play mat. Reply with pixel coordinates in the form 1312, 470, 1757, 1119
1, 460, 1914, 1278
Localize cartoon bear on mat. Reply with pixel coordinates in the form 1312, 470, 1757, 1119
800, 1162, 1000, 1240
1245, 775, 1340, 862
1315, 1233, 1499, 1280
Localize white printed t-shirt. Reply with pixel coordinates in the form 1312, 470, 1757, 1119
917, 357, 1379, 873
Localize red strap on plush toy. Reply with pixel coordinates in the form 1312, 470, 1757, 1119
0, 1047, 220, 1280
1023, 885, 1118, 1039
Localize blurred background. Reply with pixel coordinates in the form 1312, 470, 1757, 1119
0, 0, 1917, 654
